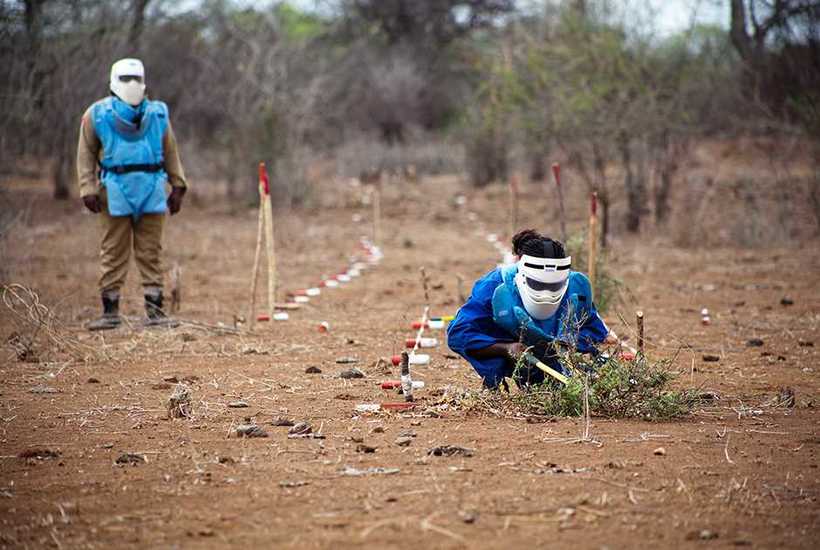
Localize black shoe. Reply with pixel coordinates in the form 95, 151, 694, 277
87, 295, 122, 331
144, 291, 179, 328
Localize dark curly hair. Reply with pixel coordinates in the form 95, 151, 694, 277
511, 228, 566, 258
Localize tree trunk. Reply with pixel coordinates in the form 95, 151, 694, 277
619, 133, 642, 233
52, 139, 70, 200
128, 0, 152, 51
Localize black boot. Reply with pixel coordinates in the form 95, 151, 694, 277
87, 294, 122, 331
144, 291, 179, 328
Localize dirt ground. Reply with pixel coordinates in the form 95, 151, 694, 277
1, 172, 819, 549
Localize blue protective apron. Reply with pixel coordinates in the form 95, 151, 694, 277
91, 97, 169, 219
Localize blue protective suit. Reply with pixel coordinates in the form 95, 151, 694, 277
91, 96, 169, 219
447, 264, 609, 388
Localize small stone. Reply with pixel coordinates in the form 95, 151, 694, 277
653, 447, 667, 456
334, 393, 356, 400
288, 422, 312, 436
428, 445, 474, 457
87, 377, 101, 384
798, 340, 814, 347
370, 426, 385, 434
227, 401, 249, 408
698, 390, 720, 401
271, 417, 295, 427
19, 448, 60, 460
279, 480, 310, 488
338, 367, 366, 379
746, 338, 764, 347
101, 443, 114, 449
780, 297, 794, 306
335, 356, 359, 364
163, 376, 179, 383
305, 366, 322, 374
702, 354, 720, 362
151, 382, 172, 390
115, 453, 146, 465
356, 443, 377, 453
395, 436, 413, 447
459, 510, 479, 524
29, 384, 58, 394
235, 424, 268, 438
699, 530, 718, 540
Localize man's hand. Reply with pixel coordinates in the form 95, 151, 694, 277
506, 342, 525, 359
82, 194, 101, 213
167, 187, 186, 215
470, 342, 525, 361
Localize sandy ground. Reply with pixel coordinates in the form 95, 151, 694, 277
1, 174, 818, 549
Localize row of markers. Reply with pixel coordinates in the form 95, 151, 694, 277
261, 238, 384, 322
467, 211, 515, 266
274, 237, 384, 322
356, 312, 454, 414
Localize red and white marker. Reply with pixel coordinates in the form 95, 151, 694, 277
405, 337, 438, 349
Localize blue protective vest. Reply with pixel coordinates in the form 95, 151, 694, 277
490, 264, 605, 354
91, 97, 169, 219
447, 265, 609, 388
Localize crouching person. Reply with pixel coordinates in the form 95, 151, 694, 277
447, 229, 614, 389
77, 58, 187, 330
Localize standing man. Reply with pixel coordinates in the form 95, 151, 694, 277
77, 58, 187, 330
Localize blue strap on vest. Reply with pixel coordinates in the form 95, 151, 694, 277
91, 97, 169, 219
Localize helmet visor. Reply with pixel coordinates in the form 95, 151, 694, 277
525, 277, 566, 292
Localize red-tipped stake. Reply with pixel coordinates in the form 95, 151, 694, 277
552, 162, 568, 244
636, 310, 645, 355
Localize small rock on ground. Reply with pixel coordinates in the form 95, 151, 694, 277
335, 356, 359, 364
115, 453, 146, 465
428, 445, 474, 457
305, 366, 322, 374
235, 424, 268, 438
338, 367, 366, 379
288, 422, 312, 435
702, 354, 720, 362
395, 436, 413, 447
227, 401, 249, 408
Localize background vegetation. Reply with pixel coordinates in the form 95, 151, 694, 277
1, 0, 817, 243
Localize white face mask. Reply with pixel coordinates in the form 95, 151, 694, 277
514, 254, 571, 320
109, 58, 146, 106
111, 79, 146, 106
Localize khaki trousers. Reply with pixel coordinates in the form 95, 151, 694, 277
98, 190, 165, 294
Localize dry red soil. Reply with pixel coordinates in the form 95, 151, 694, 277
1, 175, 818, 549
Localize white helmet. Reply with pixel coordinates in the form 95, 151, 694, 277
514, 253, 571, 320
110, 58, 146, 106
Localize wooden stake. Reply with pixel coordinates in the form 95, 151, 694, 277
248, 175, 265, 329
170, 262, 181, 313
509, 172, 519, 239
260, 162, 276, 318
551, 163, 567, 244
636, 310, 645, 355
588, 191, 598, 298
